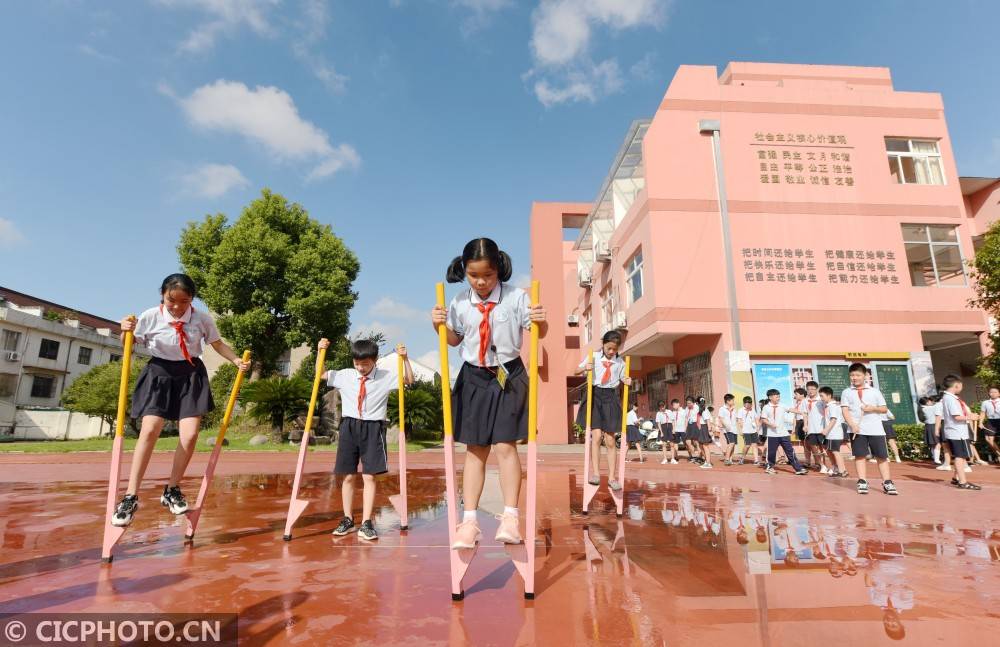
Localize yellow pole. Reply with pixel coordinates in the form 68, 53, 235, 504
303, 346, 328, 443
398, 354, 406, 437
114, 318, 135, 438
217, 350, 251, 443
437, 284, 454, 438
528, 280, 540, 442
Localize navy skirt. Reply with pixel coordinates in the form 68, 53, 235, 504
695, 423, 713, 444
626, 425, 642, 444
452, 358, 528, 446
575, 386, 622, 433
131, 357, 214, 421
923, 423, 938, 446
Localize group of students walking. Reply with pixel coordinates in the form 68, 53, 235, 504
582, 345, 987, 496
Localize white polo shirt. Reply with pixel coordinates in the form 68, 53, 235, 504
737, 407, 758, 434
981, 398, 1000, 420
581, 351, 627, 389
446, 283, 531, 366
941, 391, 970, 441
674, 406, 689, 430
133, 305, 221, 362
718, 405, 737, 432
626, 410, 639, 426
760, 402, 791, 437
840, 385, 887, 436
806, 397, 825, 435
325, 366, 398, 421
824, 401, 844, 440
655, 410, 668, 427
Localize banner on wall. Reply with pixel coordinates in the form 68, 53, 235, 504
752, 363, 794, 405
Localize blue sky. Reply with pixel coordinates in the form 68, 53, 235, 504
2, 0, 998, 367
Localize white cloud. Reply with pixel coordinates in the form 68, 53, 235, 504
155, 0, 278, 54
79, 44, 119, 63
370, 297, 425, 322
512, 274, 532, 290
527, 0, 668, 106
292, 0, 349, 92
0, 218, 25, 248
170, 80, 360, 180
453, 0, 513, 35
180, 163, 250, 198
351, 320, 407, 344
416, 350, 459, 383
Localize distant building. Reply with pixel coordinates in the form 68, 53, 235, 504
0, 286, 145, 436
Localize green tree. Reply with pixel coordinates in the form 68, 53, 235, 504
63, 357, 148, 432
240, 376, 312, 443
387, 380, 443, 433
292, 331, 388, 383
178, 189, 360, 375
969, 220, 1000, 384
203, 363, 238, 428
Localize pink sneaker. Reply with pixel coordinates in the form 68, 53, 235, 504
495, 513, 522, 544
452, 520, 481, 550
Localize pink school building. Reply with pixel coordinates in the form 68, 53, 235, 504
530, 62, 1000, 444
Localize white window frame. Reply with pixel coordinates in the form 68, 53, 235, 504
582, 310, 593, 345
601, 288, 616, 331
1, 329, 21, 352
901, 223, 968, 288
625, 249, 644, 305
885, 138, 946, 186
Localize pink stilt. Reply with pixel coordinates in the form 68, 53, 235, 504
186, 350, 251, 540
388, 354, 409, 530
610, 357, 631, 518
282, 345, 328, 541
100, 318, 135, 564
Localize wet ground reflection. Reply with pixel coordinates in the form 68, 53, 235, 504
0, 465, 998, 645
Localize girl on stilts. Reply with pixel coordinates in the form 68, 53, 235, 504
575, 330, 631, 488
112, 273, 250, 526
431, 238, 547, 549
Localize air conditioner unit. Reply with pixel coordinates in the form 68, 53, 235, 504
614, 311, 627, 330
577, 268, 592, 288
664, 363, 679, 383
600, 322, 612, 335
566, 314, 580, 326
5, 351, 21, 361
594, 239, 611, 262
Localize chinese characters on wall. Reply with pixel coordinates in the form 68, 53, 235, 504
740, 248, 901, 286
752, 132, 855, 187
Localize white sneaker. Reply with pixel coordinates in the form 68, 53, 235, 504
965, 466, 972, 473
935, 464, 952, 471
670, 459, 678, 465
895, 458, 902, 464
867, 459, 877, 463
661, 459, 669, 465
700, 463, 713, 469
820, 466, 829, 475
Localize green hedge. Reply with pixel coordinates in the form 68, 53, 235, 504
893, 423, 994, 462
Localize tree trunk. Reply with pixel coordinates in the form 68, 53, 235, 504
269, 412, 284, 444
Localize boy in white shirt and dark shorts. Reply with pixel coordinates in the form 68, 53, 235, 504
840, 363, 897, 496
941, 374, 981, 490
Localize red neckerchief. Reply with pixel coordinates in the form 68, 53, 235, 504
160, 304, 195, 365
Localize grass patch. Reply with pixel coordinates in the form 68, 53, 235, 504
0, 430, 443, 454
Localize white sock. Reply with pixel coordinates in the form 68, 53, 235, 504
504, 506, 519, 516
463, 510, 477, 523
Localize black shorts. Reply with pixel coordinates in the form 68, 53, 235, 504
743, 433, 758, 446
724, 432, 737, 444
946, 438, 971, 459
806, 433, 826, 446
673, 432, 686, 445
794, 419, 805, 441
851, 434, 889, 460
984, 419, 1000, 437
882, 420, 897, 440
826, 438, 843, 451
334, 417, 388, 475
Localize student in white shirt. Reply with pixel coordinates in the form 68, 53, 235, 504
718, 394, 739, 466
112, 274, 250, 528
977, 385, 1000, 463
575, 329, 631, 489
760, 389, 808, 475
790, 387, 807, 447
819, 387, 848, 478
684, 396, 702, 463
654, 400, 672, 465
880, 409, 903, 464
918, 396, 941, 463
624, 402, 644, 463
932, 394, 959, 471
803, 381, 826, 470
940, 374, 981, 490
841, 363, 897, 496
665, 399, 682, 464
431, 238, 548, 549
694, 397, 715, 469
319, 338, 415, 540
736, 396, 760, 465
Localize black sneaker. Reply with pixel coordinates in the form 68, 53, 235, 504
160, 486, 188, 515
111, 494, 139, 527
956, 482, 982, 490
794, 468, 808, 476
332, 516, 356, 536
857, 479, 869, 495
883, 480, 898, 496
950, 477, 960, 486
358, 520, 378, 541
